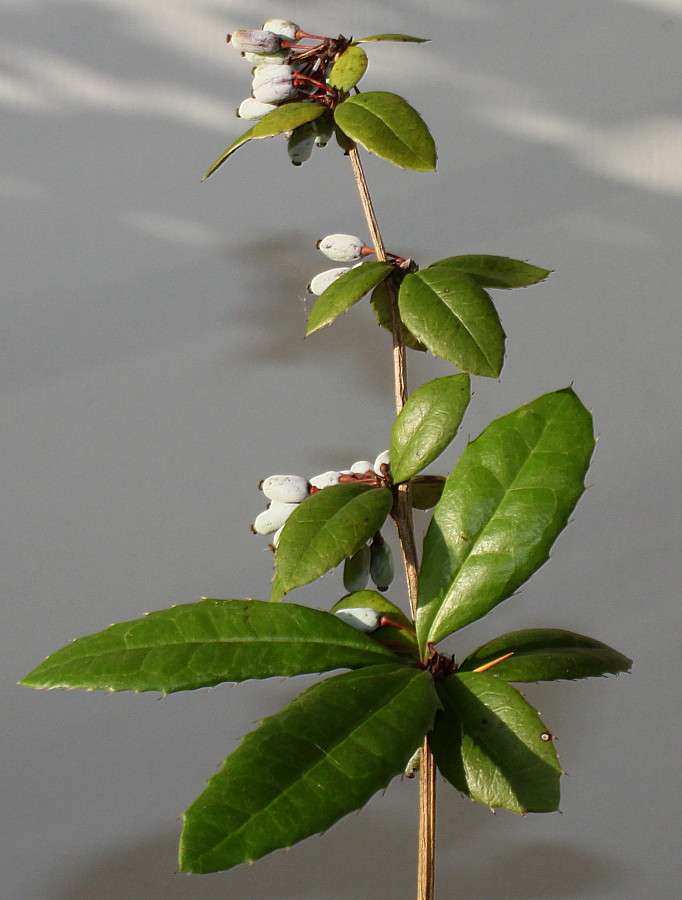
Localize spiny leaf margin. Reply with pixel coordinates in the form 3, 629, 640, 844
179, 664, 441, 873
19, 599, 401, 693
417, 388, 595, 651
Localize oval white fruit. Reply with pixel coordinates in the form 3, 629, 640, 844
307, 267, 350, 295
253, 500, 298, 535
316, 233, 365, 262
309, 470, 341, 489
350, 460, 374, 475
230, 29, 282, 53
373, 450, 390, 475
334, 607, 382, 633
262, 19, 299, 41
237, 97, 277, 120
261, 475, 309, 503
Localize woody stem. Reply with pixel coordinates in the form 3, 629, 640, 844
347, 144, 435, 900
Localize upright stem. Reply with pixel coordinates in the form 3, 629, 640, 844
347, 149, 419, 614
347, 146, 436, 900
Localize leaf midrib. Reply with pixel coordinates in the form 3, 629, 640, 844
422, 270, 496, 371
350, 98, 429, 162
32, 633, 393, 670
426, 401, 570, 640
191, 669, 422, 863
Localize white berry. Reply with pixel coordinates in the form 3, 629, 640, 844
253, 500, 298, 535
237, 97, 277, 120
309, 471, 341, 489
262, 19, 299, 41
316, 234, 366, 262
261, 475, 309, 503
307, 267, 350, 295
230, 29, 282, 53
334, 607, 382, 633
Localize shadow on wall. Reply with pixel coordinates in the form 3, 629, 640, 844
41, 802, 629, 900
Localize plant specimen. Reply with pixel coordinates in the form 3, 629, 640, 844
21, 20, 631, 900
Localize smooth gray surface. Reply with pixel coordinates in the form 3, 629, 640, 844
3, 1, 680, 897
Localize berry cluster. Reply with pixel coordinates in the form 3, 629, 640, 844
252, 451, 394, 591
306, 232, 411, 295
227, 19, 349, 165
306, 232, 374, 294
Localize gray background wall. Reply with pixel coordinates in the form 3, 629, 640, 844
3, 1, 680, 897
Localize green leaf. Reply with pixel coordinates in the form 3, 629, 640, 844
370, 277, 426, 351
19, 599, 400, 693
271, 483, 393, 601
410, 475, 446, 509
429, 672, 562, 813
428, 255, 551, 289
331, 591, 412, 628
390, 375, 471, 483
331, 592, 418, 659
352, 34, 430, 44
334, 92, 436, 172
328, 46, 368, 92
459, 628, 632, 682
417, 389, 595, 651
179, 664, 441, 873
307, 262, 394, 335
202, 103, 325, 180
398, 265, 505, 377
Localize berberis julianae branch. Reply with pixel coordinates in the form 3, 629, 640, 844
20, 16, 631, 900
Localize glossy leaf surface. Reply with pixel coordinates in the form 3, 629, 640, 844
429, 255, 551, 289
429, 672, 561, 813
398, 265, 505, 377
202, 103, 325, 179
417, 389, 595, 650
19, 599, 399, 693
307, 262, 394, 334
370, 278, 426, 351
334, 92, 436, 171
390, 374, 471, 483
271, 483, 393, 600
332, 592, 418, 658
410, 475, 446, 509
352, 34, 429, 44
331, 591, 412, 629
180, 664, 441, 873
459, 628, 632, 682
328, 46, 368, 91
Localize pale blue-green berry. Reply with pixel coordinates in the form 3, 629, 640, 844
253, 500, 298, 535
288, 123, 316, 166
309, 470, 341, 489
307, 267, 350, 295
313, 117, 334, 147
370, 538, 394, 591
252, 63, 293, 87
316, 234, 365, 262
237, 97, 277, 120
230, 29, 282, 53
373, 450, 390, 475
343, 544, 371, 593
350, 460, 374, 475
404, 747, 421, 778
261, 474, 309, 503
252, 64, 297, 103
243, 49, 290, 66
262, 19, 299, 41
334, 607, 382, 633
